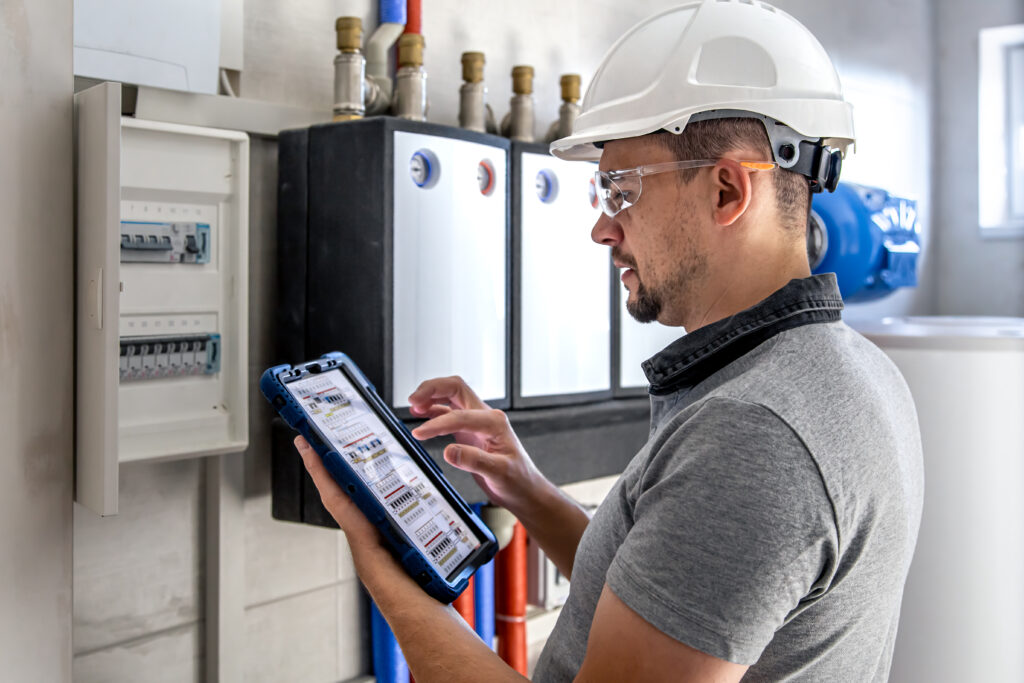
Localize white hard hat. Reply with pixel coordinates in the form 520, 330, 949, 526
550, 0, 855, 190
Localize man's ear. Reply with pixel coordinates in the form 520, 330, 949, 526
711, 159, 754, 227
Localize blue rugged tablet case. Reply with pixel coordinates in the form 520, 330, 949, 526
260, 351, 498, 603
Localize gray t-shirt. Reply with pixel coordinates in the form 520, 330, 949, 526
533, 277, 924, 681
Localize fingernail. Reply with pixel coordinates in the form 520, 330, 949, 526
446, 446, 461, 466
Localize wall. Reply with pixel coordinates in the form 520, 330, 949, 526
241, 0, 937, 323
934, 0, 1024, 317
784, 0, 937, 322
70, 1, 937, 681
0, 0, 75, 680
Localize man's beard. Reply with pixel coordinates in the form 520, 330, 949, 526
614, 239, 707, 325
614, 248, 662, 323
626, 276, 662, 323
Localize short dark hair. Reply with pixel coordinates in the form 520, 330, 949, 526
655, 118, 810, 234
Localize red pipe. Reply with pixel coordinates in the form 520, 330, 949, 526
495, 522, 529, 675
452, 574, 476, 630
404, 0, 421, 34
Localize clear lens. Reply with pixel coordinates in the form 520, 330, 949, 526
594, 172, 619, 217
594, 171, 641, 218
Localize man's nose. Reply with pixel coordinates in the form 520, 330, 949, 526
591, 212, 623, 246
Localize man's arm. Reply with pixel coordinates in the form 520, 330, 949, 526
296, 435, 748, 683
407, 376, 590, 578
294, 435, 526, 683
575, 585, 748, 683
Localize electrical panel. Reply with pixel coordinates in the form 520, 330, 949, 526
613, 276, 685, 396
511, 142, 612, 408
275, 117, 509, 528
75, 82, 249, 516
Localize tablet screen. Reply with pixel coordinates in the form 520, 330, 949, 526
285, 368, 483, 581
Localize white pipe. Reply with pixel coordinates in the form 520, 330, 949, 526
366, 23, 405, 80
364, 22, 405, 114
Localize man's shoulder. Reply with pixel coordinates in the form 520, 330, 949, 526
699, 320, 917, 431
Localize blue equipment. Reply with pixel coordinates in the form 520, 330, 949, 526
371, 602, 409, 683
472, 503, 497, 649
809, 182, 920, 302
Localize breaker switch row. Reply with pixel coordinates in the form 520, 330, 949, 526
119, 334, 222, 382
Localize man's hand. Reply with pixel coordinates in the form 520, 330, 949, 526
408, 376, 591, 579
294, 435, 527, 683
408, 376, 545, 513
292, 435, 407, 581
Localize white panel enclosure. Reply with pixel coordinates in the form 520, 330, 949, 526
74, 0, 221, 94
858, 317, 1024, 683
75, 83, 249, 516
617, 280, 684, 391
391, 131, 508, 407
519, 152, 610, 400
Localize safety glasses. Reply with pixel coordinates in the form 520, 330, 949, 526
593, 159, 777, 218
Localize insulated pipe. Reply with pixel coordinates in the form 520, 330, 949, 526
474, 557, 497, 648
404, 0, 421, 34
473, 502, 497, 649
452, 575, 476, 630
495, 521, 529, 675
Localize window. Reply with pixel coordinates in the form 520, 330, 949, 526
979, 24, 1024, 236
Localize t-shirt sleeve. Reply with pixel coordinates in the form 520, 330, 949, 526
604, 397, 838, 665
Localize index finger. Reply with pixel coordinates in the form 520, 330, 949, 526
408, 376, 487, 414
410, 408, 508, 441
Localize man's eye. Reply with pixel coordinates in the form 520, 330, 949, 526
621, 189, 638, 204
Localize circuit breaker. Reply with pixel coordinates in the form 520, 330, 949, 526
275, 117, 509, 527
511, 142, 612, 408
75, 82, 249, 516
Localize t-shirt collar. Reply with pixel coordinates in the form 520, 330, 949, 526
642, 273, 844, 395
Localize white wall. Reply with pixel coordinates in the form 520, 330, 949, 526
765, 0, 936, 322
69, 2, 938, 681
0, 0, 75, 680
934, 0, 1024, 317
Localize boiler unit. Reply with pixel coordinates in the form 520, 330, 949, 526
274, 116, 510, 527
857, 316, 1024, 683
511, 142, 612, 407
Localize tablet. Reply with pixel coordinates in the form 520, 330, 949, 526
261, 352, 498, 603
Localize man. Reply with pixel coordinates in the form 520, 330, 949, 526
295, 1, 924, 680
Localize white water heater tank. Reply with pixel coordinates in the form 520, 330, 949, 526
856, 316, 1024, 682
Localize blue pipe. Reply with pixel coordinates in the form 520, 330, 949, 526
371, 600, 409, 683
473, 503, 497, 649
379, 0, 406, 25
